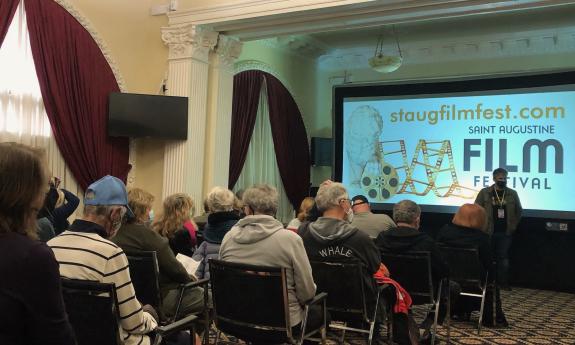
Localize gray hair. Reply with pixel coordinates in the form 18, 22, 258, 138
206, 186, 235, 213
393, 200, 421, 224
315, 182, 348, 213
242, 184, 279, 216
83, 205, 115, 219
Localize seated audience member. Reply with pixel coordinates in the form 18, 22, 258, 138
51, 183, 80, 234
0, 143, 75, 345
298, 183, 382, 336
375, 200, 451, 340
192, 186, 239, 280
112, 188, 207, 326
219, 184, 317, 338
153, 193, 198, 257
351, 194, 395, 239
48, 176, 158, 345
286, 196, 314, 231
36, 215, 56, 242
437, 203, 492, 277
36, 185, 59, 241
437, 204, 507, 326
193, 198, 210, 233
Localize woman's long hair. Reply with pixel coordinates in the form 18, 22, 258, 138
152, 193, 196, 238
0, 143, 48, 239
297, 197, 315, 221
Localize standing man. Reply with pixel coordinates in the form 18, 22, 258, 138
351, 195, 395, 239
475, 168, 522, 290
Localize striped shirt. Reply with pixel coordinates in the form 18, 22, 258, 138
48, 220, 157, 345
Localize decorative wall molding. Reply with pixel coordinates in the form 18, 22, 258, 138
54, 0, 136, 186
215, 35, 244, 69
161, 24, 219, 62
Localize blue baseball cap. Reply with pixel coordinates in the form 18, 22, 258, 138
84, 175, 134, 218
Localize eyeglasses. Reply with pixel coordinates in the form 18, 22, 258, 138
352, 201, 367, 208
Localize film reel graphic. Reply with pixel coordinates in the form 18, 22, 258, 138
361, 139, 477, 200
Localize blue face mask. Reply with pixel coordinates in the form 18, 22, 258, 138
148, 209, 155, 222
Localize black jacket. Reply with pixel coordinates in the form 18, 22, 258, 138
299, 217, 381, 306
376, 225, 448, 283
436, 223, 493, 280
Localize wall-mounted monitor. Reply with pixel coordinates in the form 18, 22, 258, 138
108, 92, 188, 140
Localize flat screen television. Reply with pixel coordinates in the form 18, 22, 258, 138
108, 92, 188, 140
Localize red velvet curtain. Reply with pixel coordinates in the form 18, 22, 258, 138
265, 73, 310, 209
0, 0, 19, 47
228, 70, 264, 189
24, 0, 130, 189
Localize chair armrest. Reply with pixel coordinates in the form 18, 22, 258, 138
156, 314, 198, 337
305, 292, 328, 306
179, 278, 209, 291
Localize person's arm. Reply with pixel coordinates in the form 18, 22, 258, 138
291, 236, 316, 304
474, 188, 486, 207
364, 237, 382, 275
103, 248, 157, 335
52, 189, 79, 220
157, 238, 192, 284
25, 244, 76, 345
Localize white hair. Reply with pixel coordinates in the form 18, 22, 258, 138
206, 186, 235, 213
315, 182, 348, 213
242, 184, 279, 216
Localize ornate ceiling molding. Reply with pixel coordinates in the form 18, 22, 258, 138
169, 0, 575, 41
161, 24, 219, 62
318, 29, 575, 71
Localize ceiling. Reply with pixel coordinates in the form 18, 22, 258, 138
264, 3, 575, 70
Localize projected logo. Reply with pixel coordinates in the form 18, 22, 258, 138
346, 106, 476, 201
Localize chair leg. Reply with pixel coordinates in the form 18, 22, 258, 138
478, 286, 488, 335
431, 283, 443, 345
153, 334, 163, 345
339, 322, 346, 345
321, 327, 327, 345
446, 283, 451, 344
214, 330, 221, 344
368, 321, 375, 345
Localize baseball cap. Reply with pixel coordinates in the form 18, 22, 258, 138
351, 195, 369, 206
84, 175, 134, 218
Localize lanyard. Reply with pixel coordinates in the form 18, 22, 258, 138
494, 188, 506, 208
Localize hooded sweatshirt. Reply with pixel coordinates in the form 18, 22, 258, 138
219, 215, 316, 326
376, 226, 448, 283
299, 217, 381, 309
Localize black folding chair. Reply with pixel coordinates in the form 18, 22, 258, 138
209, 258, 327, 345
382, 252, 450, 345
61, 279, 198, 345
126, 251, 210, 343
309, 260, 388, 345
438, 246, 489, 334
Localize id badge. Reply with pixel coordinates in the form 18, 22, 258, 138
497, 208, 505, 219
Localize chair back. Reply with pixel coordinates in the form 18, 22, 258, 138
439, 246, 484, 289
309, 260, 369, 322
381, 251, 435, 304
125, 251, 162, 313
209, 259, 291, 343
61, 279, 121, 345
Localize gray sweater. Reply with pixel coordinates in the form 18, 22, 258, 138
219, 215, 316, 326
351, 211, 395, 239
